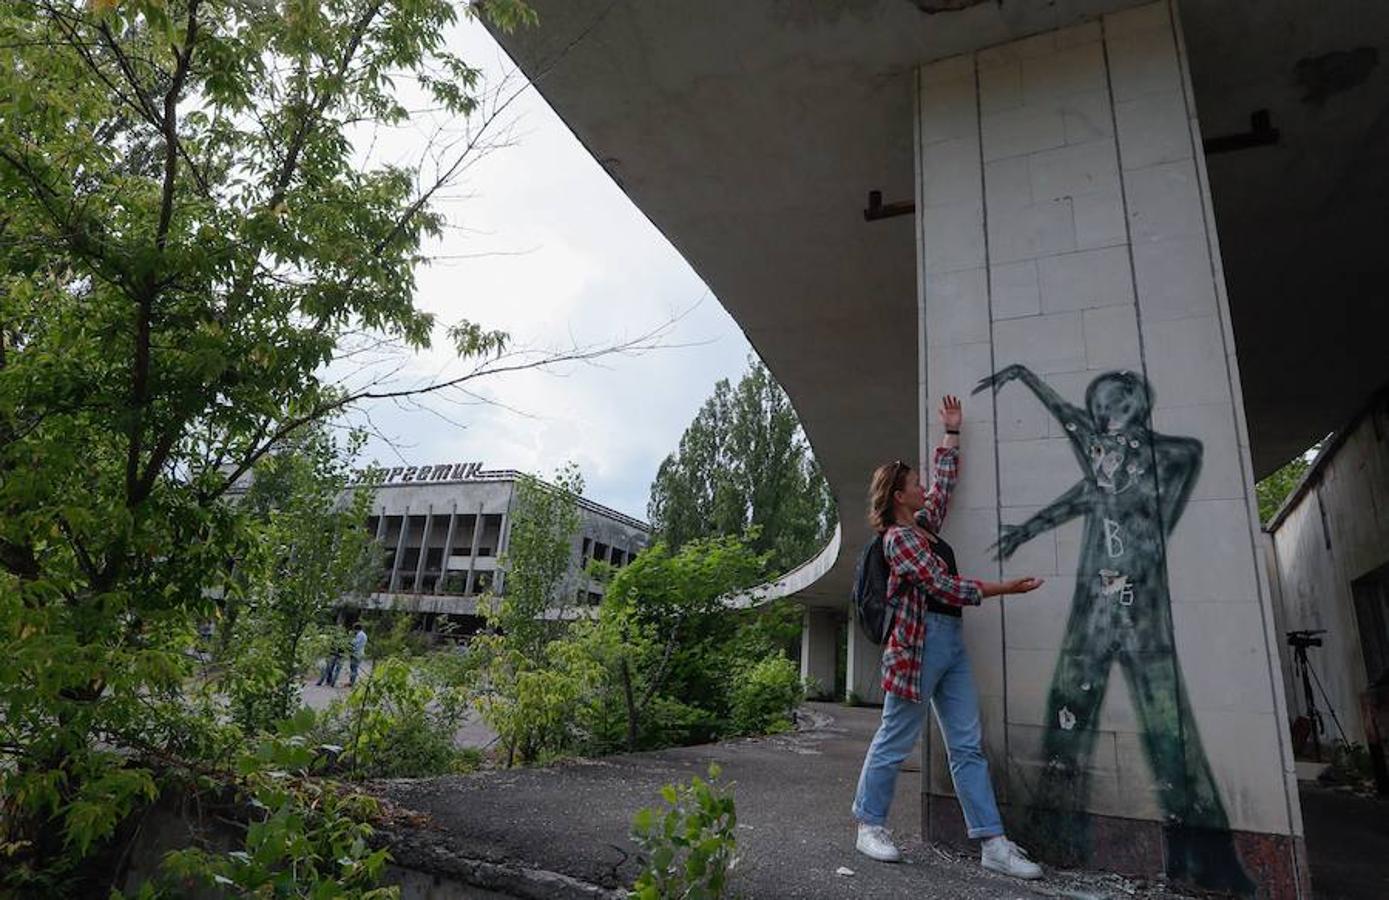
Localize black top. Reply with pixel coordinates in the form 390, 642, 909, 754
922, 531, 963, 618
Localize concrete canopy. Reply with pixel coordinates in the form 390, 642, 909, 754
487, 1, 1389, 607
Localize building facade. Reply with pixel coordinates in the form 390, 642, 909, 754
1264, 391, 1389, 755
351, 463, 650, 624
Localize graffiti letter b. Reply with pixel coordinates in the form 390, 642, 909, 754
1104, 518, 1125, 558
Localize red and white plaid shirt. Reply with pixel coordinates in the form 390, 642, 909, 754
880, 446, 983, 702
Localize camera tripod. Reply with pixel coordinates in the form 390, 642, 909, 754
1287, 629, 1348, 761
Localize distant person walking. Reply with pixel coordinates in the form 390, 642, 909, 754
316, 626, 349, 687
852, 395, 1046, 881
349, 624, 368, 686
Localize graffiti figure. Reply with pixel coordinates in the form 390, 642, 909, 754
974, 366, 1253, 894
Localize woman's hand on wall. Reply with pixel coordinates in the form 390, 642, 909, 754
939, 394, 963, 432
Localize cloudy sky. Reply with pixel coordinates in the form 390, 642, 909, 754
340, 15, 755, 522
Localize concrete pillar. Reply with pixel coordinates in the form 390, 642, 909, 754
388, 506, 409, 593
800, 608, 838, 700
373, 507, 388, 590
413, 506, 433, 594
465, 503, 484, 595
914, 3, 1303, 893
435, 503, 458, 595
846, 619, 884, 705
494, 510, 510, 596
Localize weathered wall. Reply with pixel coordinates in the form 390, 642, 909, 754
1266, 397, 1389, 746
914, 1, 1302, 893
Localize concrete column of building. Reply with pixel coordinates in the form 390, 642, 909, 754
493, 508, 510, 596
413, 505, 433, 594
914, 3, 1303, 893
800, 608, 838, 700
373, 507, 388, 590
387, 505, 410, 593
435, 503, 458, 595
845, 620, 884, 705
464, 502, 484, 595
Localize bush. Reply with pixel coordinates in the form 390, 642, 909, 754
630, 764, 738, 900
729, 654, 803, 735
157, 711, 396, 899
473, 635, 602, 765
316, 657, 473, 779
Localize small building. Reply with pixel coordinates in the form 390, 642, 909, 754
351, 462, 650, 630
1264, 390, 1389, 751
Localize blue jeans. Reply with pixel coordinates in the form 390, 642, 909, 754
852, 613, 1004, 839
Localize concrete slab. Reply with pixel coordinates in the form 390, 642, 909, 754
371, 703, 1204, 898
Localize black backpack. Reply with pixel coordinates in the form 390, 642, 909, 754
850, 533, 897, 644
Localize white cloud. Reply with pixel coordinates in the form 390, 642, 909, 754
339, 17, 753, 521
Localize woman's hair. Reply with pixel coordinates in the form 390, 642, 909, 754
868, 460, 910, 533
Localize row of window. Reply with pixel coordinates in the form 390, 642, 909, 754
582, 537, 634, 568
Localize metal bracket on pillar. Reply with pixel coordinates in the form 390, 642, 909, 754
863, 189, 915, 222
1203, 109, 1280, 155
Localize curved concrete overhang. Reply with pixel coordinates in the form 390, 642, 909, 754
724, 524, 843, 611
488, 1, 1389, 608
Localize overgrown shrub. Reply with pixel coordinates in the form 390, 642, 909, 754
316, 657, 474, 779
630, 764, 738, 900
474, 636, 602, 766
155, 711, 396, 899
729, 654, 803, 735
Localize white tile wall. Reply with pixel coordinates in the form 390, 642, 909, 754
994, 377, 1051, 439
925, 267, 990, 347
1061, 89, 1114, 144
1172, 600, 1278, 714
1002, 574, 1079, 651
982, 104, 1068, 162
1028, 138, 1120, 202
1164, 498, 1261, 604
1131, 234, 1218, 321
1082, 304, 1142, 370
1021, 41, 1107, 105
922, 136, 984, 209
1072, 189, 1128, 250
993, 311, 1086, 374
916, 0, 1291, 836
1038, 246, 1135, 312
987, 197, 1077, 263
919, 68, 978, 146
1124, 158, 1205, 244
990, 260, 1041, 320
921, 199, 986, 274
1115, 90, 1191, 169
1142, 315, 1232, 406
1152, 402, 1245, 501
998, 437, 1081, 506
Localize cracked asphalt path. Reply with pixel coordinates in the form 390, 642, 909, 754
371, 702, 1206, 898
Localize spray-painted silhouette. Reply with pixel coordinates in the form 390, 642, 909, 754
974, 366, 1252, 894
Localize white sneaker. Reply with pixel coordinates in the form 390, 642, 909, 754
981, 836, 1042, 880
855, 823, 902, 862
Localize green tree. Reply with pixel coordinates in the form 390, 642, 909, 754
473, 465, 588, 764
1255, 440, 1324, 524
0, 0, 532, 889
219, 426, 379, 734
591, 535, 768, 751
491, 464, 584, 661
648, 356, 835, 575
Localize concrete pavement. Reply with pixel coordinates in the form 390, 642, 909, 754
370, 702, 1200, 899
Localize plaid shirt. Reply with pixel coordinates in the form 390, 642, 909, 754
880, 446, 983, 702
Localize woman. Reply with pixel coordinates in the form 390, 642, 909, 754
851, 394, 1045, 880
